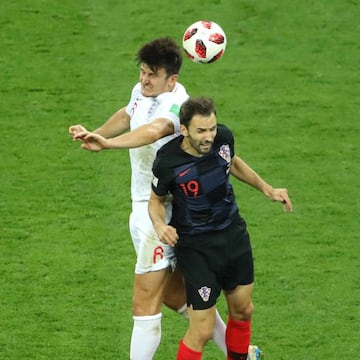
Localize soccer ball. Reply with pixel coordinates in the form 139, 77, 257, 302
182, 21, 227, 64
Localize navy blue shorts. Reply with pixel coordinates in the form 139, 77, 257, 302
175, 214, 254, 310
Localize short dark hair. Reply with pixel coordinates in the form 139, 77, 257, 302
136, 38, 182, 76
180, 97, 216, 128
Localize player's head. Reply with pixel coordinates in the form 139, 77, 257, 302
137, 38, 182, 97
179, 97, 217, 156
137, 37, 183, 76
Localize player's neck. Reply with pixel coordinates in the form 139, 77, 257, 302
180, 139, 203, 158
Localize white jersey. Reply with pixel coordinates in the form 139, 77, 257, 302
125, 82, 189, 202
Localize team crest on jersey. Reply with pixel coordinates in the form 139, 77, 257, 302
198, 286, 211, 302
218, 144, 231, 163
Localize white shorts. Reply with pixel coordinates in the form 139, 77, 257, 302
129, 201, 176, 274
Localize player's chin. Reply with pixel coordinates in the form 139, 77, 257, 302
200, 144, 212, 153
140, 87, 155, 97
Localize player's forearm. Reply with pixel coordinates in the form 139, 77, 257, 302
242, 170, 274, 198
231, 156, 274, 198
105, 126, 159, 149
148, 192, 168, 235
149, 193, 179, 246
94, 108, 130, 138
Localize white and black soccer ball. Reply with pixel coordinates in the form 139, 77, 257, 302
182, 21, 227, 64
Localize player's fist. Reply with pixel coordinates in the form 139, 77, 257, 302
68, 125, 88, 140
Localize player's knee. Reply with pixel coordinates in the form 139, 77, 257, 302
231, 301, 254, 321
163, 287, 186, 310
132, 287, 162, 316
244, 301, 254, 319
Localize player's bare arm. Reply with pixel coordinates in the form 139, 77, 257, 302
68, 107, 130, 142
148, 190, 179, 247
75, 117, 175, 151
230, 155, 293, 212
105, 117, 174, 148
93, 107, 131, 138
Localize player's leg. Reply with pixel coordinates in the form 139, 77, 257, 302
131, 236, 225, 359
222, 215, 260, 359
130, 201, 225, 358
224, 283, 254, 360
132, 212, 180, 315
163, 266, 227, 355
129, 200, 177, 359
177, 306, 216, 360
159, 200, 225, 353
163, 265, 186, 310
130, 268, 172, 360
175, 234, 226, 359
133, 267, 172, 315
129, 202, 171, 359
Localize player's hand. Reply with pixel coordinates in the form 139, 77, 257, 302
69, 125, 88, 140
270, 188, 293, 212
157, 225, 179, 247
73, 131, 110, 152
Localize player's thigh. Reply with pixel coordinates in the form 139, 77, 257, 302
133, 268, 172, 315
163, 266, 186, 309
175, 244, 222, 310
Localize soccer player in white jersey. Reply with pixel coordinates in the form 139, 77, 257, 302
69, 38, 227, 359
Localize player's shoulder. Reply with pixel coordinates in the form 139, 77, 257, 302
216, 124, 234, 142
158, 82, 189, 103
158, 135, 182, 156
173, 82, 189, 97
214, 124, 235, 159
155, 137, 183, 167
153, 136, 182, 174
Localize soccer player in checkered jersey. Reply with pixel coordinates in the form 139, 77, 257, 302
69, 39, 228, 359
149, 97, 293, 360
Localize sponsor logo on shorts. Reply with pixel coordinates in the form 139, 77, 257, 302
198, 286, 211, 302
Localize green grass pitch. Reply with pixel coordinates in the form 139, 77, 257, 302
1, 0, 359, 359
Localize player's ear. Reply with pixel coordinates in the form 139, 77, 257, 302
167, 74, 178, 87
180, 124, 188, 137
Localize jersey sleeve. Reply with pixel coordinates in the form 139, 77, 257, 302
156, 83, 189, 133
151, 152, 172, 197
161, 102, 182, 133
217, 124, 235, 158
